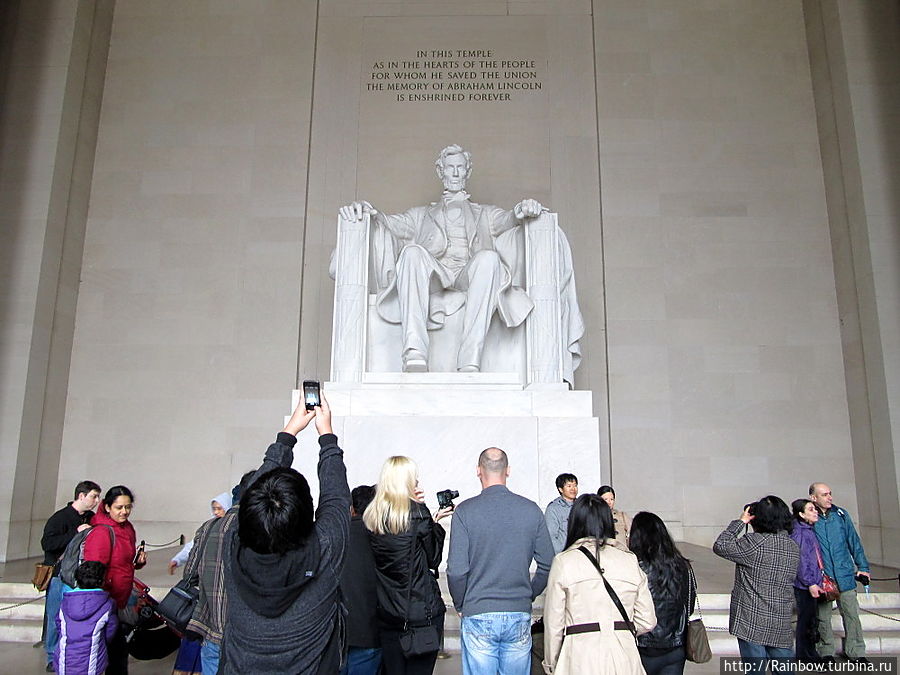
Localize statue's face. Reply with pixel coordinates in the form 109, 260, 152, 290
439, 152, 469, 192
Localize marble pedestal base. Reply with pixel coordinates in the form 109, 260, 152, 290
286, 374, 602, 513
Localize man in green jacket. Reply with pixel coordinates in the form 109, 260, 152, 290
809, 482, 870, 663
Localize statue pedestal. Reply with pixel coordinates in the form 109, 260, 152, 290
286, 376, 602, 512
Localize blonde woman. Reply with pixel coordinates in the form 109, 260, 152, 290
364, 456, 452, 674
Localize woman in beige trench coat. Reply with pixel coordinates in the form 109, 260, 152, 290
543, 495, 657, 674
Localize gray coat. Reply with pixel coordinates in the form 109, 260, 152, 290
713, 519, 799, 649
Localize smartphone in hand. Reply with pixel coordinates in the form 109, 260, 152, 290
133, 540, 145, 565
303, 380, 321, 410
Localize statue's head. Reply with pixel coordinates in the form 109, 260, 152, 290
435, 144, 472, 192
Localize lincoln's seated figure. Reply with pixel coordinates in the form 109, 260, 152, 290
337, 144, 583, 383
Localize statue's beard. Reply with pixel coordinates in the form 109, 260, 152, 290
443, 178, 466, 192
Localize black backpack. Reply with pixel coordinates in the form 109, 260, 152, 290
58, 524, 115, 587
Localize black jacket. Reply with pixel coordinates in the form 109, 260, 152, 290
340, 516, 380, 648
368, 500, 446, 626
41, 503, 94, 569
636, 560, 696, 652
222, 432, 351, 675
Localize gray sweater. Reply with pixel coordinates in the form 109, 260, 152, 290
447, 484, 554, 616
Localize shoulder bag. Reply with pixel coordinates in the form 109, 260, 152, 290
156, 522, 212, 632
398, 530, 440, 657
577, 545, 638, 638
815, 545, 840, 602
32, 563, 54, 592
684, 564, 712, 663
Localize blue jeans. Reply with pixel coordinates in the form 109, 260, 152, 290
44, 576, 64, 664
738, 638, 794, 672
201, 639, 221, 675
461, 612, 532, 675
340, 646, 383, 675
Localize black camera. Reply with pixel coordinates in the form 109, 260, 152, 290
436, 489, 459, 510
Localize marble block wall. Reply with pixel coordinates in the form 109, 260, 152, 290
56, 0, 320, 550
277, 382, 602, 519
594, 0, 856, 544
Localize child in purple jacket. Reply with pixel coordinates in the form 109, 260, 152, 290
54, 560, 118, 675
790, 499, 825, 663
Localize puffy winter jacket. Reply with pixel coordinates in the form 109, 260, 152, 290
54, 588, 118, 674
368, 500, 446, 626
813, 505, 869, 592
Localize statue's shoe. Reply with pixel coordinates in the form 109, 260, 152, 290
457, 365, 479, 373
403, 352, 428, 372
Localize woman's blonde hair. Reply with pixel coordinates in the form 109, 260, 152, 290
363, 456, 418, 535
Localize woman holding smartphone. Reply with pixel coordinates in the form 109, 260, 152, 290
83, 485, 146, 674
363, 456, 452, 674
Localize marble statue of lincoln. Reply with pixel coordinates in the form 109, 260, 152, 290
339, 144, 549, 373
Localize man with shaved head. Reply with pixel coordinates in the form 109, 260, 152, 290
809, 482, 870, 664
447, 447, 554, 674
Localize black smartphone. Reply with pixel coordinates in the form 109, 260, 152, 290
303, 380, 321, 410
133, 540, 145, 565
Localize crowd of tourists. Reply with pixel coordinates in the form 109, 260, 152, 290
38, 393, 872, 675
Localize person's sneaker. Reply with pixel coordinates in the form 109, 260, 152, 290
848, 657, 870, 664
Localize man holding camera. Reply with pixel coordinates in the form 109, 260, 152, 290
809, 482, 870, 663
447, 447, 554, 674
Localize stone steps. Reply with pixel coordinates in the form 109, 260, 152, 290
3, 580, 899, 656
0, 585, 45, 643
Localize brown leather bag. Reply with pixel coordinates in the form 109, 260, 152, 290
32, 563, 54, 592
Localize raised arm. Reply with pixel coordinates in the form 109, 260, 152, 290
312, 394, 351, 571
712, 513, 759, 565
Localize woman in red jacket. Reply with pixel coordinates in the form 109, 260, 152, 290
83, 485, 146, 674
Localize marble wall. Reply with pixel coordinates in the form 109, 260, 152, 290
804, 0, 900, 564
2, 0, 898, 562
56, 0, 319, 548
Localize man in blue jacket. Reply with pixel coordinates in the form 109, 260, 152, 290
809, 482, 870, 663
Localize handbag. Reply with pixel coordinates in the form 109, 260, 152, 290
155, 578, 200, 632
815, 546, 840, 602
398, 531, 440, 657
32, 563, 54, 592
684, 564, 712, 663
156, 521, 212, 632
577, 546, 638, 638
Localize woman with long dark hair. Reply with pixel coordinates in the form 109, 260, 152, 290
543, 494, 656, 674
82, 485, 146, 674
363, 456, 452, 674
629, 512, 695, 675
790, 498, 825, 663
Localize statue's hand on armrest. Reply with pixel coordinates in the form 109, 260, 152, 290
339, 201, 378, 222
513, 199, 546, 220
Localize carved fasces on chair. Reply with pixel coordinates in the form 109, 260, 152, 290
525, 213, 564, 384
330, 213, 370, 382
